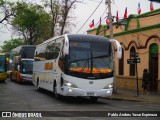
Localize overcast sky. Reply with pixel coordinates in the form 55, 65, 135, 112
0, 0, 160, 46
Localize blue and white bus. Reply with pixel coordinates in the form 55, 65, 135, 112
0, 53, 7, 83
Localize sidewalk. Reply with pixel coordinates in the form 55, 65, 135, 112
106, 89, 160, 103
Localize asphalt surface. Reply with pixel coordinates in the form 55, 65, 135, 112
106, 89, 160, 103
0, 79, 160, 120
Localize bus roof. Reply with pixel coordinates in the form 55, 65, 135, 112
67, 34, 110, 43
36, 34, 110, 48
11, 45, 36, 53
36, 35, 64, 48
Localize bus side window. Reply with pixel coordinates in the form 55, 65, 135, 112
34, 49, 46, 61
58, 40, 65, 71
45, 38, 63, 60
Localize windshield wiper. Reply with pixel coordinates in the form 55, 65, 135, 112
92, 55, 109, 59
80, 54, 90, 73
70, 57, 91, 63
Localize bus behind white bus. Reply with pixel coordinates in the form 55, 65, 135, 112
33, 34, 122, 101
10, 45, 36, 83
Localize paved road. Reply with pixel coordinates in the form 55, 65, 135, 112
0, 80, 160, 120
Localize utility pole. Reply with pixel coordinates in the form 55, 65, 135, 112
105, 0, 117, 93
106, 0, 113, 38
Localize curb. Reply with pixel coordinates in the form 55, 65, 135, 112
105, 94, 160, 103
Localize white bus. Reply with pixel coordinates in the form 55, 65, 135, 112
32, 34, 122, 101
10, 45, 36, 83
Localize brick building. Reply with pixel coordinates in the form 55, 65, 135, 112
87, 8, 160, 94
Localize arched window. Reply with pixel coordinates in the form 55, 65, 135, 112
130, 46, 135, 76
119, 48, 124, 75
149, 43, 158, 91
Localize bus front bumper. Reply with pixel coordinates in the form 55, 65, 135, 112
21, 75, 32, 82
62, 87, 113, 97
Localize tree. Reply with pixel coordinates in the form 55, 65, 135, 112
49, 0, 60, 37
0, 0, 14, 28
42, 0, 60, 37
59, 0, 79, 35
0, 38, 24, 52
11, 2, 51, 45
42, 0, 80, 36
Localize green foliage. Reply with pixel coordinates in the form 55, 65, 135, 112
12, 2, 51, 45
0, 0, 5, 6
0, 38, 24, 52
1, 0, 77, 46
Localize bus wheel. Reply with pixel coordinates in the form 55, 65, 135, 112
10, 73, 13, 81
37, 79, 41, 91
90, 97, 98, 102
53, 82, 61, 99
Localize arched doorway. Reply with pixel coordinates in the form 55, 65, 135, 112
149, 43, 158, 92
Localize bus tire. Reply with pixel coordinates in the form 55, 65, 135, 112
10, 73, 13, 81
37, 79, 41, 91
90, 97, 98, 102
53, 81, 61, 99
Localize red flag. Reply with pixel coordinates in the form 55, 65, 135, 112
124, 7, 127, 19
116, 11, 119, 21
89, 19, 94, 28
106, 18, 109, 24
150, 2, 154, 11
137, 2, 141, 14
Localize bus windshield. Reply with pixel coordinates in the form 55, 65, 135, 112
21, 47, 36, 59
20, 60, 33, 74
67, 40, 113, 79
0, 56, 6, 72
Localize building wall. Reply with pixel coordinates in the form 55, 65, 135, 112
87, 9, 160, 94
128, 18, 138, 30
114, 28, 160, 78
139, 14, 160, 28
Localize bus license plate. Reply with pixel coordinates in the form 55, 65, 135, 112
87, 92, 95, 96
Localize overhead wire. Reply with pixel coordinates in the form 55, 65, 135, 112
87, 0, 105, 4
76, 0, 104, 33
83, 6, 108, 34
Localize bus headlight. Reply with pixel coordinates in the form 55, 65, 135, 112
64, 81, 78, 88
103, 83, 113, 89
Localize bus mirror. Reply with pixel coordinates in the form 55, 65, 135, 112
63, 36, 69, 55
9, 59, 13, 63
110, 39, 122, 59
17, 65, 20, 71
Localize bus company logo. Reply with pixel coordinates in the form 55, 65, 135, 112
89, 81, 93, 84
2, 112, 11, 117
